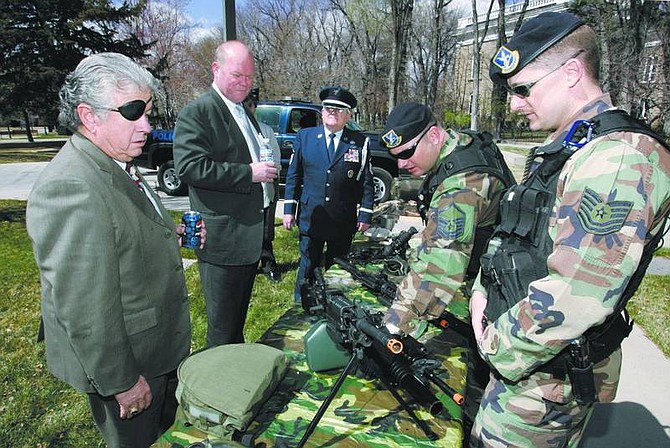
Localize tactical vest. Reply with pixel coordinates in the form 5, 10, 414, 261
480, 109, 670, 371
417, 130, 517, 280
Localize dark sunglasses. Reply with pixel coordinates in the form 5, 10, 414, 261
505, 49, 585, 98
108, 99, 150, 121
390, 123, 434, 160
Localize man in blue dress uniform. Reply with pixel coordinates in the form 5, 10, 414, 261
283, 86, 375, 302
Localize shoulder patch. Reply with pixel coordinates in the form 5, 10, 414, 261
577, 188, 633, 235
436, 203, 466, 240
492, 46, 519, 74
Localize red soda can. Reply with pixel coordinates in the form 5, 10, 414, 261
181, 211, 202, 249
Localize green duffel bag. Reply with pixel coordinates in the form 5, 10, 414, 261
175, 343, 289, 440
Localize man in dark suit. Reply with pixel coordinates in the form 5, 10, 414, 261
283, 86, 375, 302
27, 53, 193, 448
173, 41, 278, 346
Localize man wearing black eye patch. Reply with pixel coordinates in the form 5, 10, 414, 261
26, 53, 193, 448
380, 102, 515, 443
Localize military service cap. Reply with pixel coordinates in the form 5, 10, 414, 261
319, 86, 357, 109
380, 102, 434, 149
490, 11, 584, 87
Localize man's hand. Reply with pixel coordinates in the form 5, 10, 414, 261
357, 221, 371, 233
176, 219, 207, 249
115, 375, 152, 419
470, 290, 488, 343
283, 213, 295, 230
251, 161, 278, 183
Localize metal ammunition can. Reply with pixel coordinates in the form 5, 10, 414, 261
181, 211, 202, 249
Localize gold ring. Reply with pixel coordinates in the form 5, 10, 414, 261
128, 407, 139, 417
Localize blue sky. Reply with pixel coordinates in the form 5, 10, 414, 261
184, 0, 225, 30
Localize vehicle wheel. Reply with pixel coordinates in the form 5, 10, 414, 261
372, 167, 393, 203
157, 160, 187, 196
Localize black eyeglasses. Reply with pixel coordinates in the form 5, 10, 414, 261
390, 123, 434, 160
505, 50, 585, 98
107, 99, 150, 121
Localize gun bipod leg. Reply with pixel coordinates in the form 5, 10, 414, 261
378, 377, 440, 441
295, 352, 359, 448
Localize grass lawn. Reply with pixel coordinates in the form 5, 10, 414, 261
0, 200, 296, 447
2, 192, 669, 446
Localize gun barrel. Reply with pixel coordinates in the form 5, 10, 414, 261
381, 226, 418, 258
356, 319, 403, 354
426, 371, 465, 406
333, 257, 397, 307
387, 361, 443, 415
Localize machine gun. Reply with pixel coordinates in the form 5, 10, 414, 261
297, 269, 464, 448
349, 226, 418, 264
333, 257, 474, 340
380, 226, 418, 259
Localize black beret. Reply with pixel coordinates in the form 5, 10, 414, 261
489, 11, 584, 87
319, 86, 357, 109
380, 102, 434, 149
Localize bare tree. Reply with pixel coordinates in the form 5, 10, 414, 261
571, 0, 668, 135
124, 0, 199, 125
386, 0, 414, 111
328, 0, 391, 128
408, 0, 459, 110
488, 0, 528, 139
469, 0, 494, 131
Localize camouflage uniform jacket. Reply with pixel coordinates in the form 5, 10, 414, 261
385, 129, 509, 335
473, 93, 670, 383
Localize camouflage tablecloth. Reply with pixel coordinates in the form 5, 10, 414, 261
153, 262, 467, 448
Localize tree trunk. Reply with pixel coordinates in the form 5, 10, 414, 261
387, 0, 413, 110
470, 0, 480, 131
491, 0, 507, 140
23, 109, 34, 143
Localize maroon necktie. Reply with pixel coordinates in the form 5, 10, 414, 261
125, 163, 142, 189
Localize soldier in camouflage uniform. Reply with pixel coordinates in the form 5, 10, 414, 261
378, 103, 515, 439
469, 12, 670, 447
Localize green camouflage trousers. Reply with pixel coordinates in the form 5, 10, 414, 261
469, 348, 622, 447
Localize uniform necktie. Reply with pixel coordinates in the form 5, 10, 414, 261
328, 133, 336, 153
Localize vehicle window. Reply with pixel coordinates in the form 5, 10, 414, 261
345, 120, 364, 132
289, 108, 320, 134
256, 105, 282, 133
